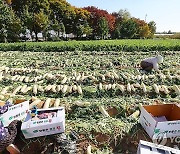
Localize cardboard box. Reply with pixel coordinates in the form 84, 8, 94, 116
139, 104, 180, 139
137, 140, 180, 154
0, 101, 29, 127
21, 107, 65, 139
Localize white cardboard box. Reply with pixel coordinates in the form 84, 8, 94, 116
0, 101, 29, 127
21, 107, 65, 139
137, 140, 180, 154
139, 104, 180, 139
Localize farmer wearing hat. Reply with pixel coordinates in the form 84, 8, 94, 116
140, 55, 163, 72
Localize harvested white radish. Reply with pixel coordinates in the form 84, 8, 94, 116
38, 86, 44, 92
0, 95, 5, 100
30, 99, 41, 109
57, 85, 61, 92
99, 106, 110, 117
104, 84, 108, 90
33, 85, 38, 95
77, 86, 82, 94
51, 85, 57, 93
23, 86, 32, 93
61, 76, 67, 84
117, 84, 125, 93
31, 96, 38, 102
112, 71, 119, 79
12, 75, 18, 81
141, 75, 145, 80
127, 83, 131, 92
67, 85, 73, 93
24, 76, 30, 83
19, 76, 26, 82
75, 101, 90, 107
1, 87, 10, 95
87, 145, 92, 154
81, 75, 88, 81
76, 74, 81, 81
106, 72, 112, 78
21, 85, 27, 93
107, 84, 112, 90
162, 85, 169, 94
62, 85, 68, 93
34, 77, 38, 82
43, 98, 51, 109
100, 74, 105, 81
137, 75, 141, 80
148, 74, 155, 79
141, 82, 147, 93
45, 85, 52, 91
54, 99, 60, 107
89, 75, 97, 81
130, 110, 140, 119
153, 84, 159, 94
172, 85, 180, 95
133, 83, 141, 88
112, 83, 116, 90
99, 83, 103, 90
131, 84, 136, 92
73, 85, 77, 91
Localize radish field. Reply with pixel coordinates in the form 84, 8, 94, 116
0, 47, 179, 153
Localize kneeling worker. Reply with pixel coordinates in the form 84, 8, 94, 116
140, 55, 163, 72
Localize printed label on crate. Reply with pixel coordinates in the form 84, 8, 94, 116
0, 101, 29, 127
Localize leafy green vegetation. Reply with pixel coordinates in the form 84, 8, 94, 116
1, 39, 180, 52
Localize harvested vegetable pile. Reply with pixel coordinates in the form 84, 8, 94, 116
0, 50, 179, 153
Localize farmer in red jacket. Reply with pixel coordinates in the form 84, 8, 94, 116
140, 55, 163, 72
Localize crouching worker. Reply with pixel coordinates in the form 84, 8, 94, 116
140, 55, 163, 72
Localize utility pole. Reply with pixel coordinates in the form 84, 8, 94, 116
145, 14, 147, 22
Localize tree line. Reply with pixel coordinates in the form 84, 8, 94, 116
0, 0, 156, 42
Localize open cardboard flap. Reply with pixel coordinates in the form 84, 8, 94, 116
143, 104, 180, 121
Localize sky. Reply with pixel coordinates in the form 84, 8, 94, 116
67, 0, 180, 32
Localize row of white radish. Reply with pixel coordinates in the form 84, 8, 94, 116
0, 66, 38, 74
0, 84, 83, 96
0, 83, 179, 97
98, 83, 180, 95
0, 70, 179, 86
29, 97, 91, 109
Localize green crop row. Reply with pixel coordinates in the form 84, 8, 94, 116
1, 39, 180, 52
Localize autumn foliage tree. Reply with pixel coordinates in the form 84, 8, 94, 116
84, 6, 115, 39
112, 9, 156, 39
132, 18, 150, 38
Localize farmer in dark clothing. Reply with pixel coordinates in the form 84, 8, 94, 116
140, 55, 163, 71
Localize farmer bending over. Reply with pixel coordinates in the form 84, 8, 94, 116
140, 55, 163, 72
